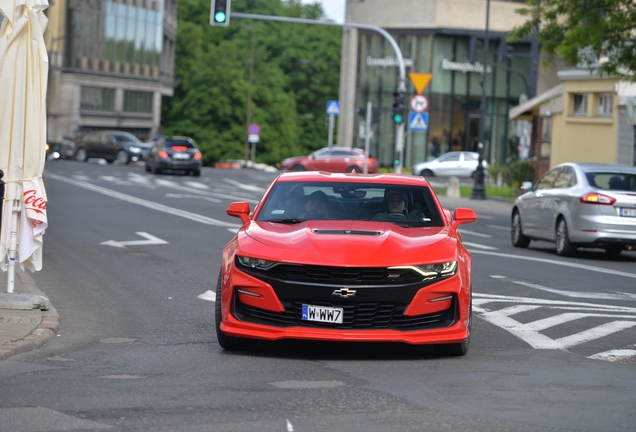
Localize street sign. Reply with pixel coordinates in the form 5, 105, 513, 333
326, 100, 340, 115
409, 94, 429, 113
248, 123, 260, 135
248, 134, 260, 143
408, 72, 432, 94
409, 112, 429, 131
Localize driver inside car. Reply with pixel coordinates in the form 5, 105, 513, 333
372, 189, 425, 221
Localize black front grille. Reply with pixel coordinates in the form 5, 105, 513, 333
233, 294, 457, 331
254, 263, 425, 285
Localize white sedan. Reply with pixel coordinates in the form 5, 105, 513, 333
412, 151, 488, 178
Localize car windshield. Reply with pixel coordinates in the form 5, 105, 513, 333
111, 133, 141, 143
165, 139, 195, 149
256, 182, 444, 227
586, 172, 636, 191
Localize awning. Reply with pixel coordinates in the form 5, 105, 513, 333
509, 83, 564, 120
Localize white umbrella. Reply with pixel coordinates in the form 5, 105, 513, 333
0, 0, 49, 293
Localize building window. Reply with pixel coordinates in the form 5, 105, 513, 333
80, 86, 115, 111
123, 90, 153, 113
572, 94, 588, 116
598, 93, 613, 117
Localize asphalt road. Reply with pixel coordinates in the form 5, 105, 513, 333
0, 160, 635, 432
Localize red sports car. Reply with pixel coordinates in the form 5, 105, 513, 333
280, 146, 379, 173
216, 172, 477, 355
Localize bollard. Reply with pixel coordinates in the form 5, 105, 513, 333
446, 176, 461, 198
0, 169, 4, 234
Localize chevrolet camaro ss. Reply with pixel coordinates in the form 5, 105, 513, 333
216, 172, 477, 355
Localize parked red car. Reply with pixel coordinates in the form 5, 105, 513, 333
280, 146, 379, 173
216, 172, 477, 355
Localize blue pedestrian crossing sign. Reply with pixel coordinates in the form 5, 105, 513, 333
409, 112, 429, 131
326, 100, 340, 115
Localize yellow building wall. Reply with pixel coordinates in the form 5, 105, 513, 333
549, 78, 619, 167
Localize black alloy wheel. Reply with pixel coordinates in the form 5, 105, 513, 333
511, 211, 531, 248
116, 150, 130, 165
75, 148, 88, 162
291, 164, 305, 171
420, 169, 433, 177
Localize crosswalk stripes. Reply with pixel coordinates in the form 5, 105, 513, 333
473, 293, 636, 361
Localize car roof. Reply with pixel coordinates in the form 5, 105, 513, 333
557, 162, 636, 174
276, 171, 432, 186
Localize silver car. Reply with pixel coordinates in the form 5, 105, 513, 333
411, 151, 488, 178
511, 163, 636, 256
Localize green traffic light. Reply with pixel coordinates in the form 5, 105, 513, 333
392, 113, 404, 124
214, 11, 227, 23
394, 159, 400, 166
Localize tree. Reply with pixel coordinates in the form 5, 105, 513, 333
509, 0, 636, 80
161, 0, 342, 166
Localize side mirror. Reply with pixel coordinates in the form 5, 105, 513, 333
227, 202, 251, 225
451, 208, 477, 229
521, 181, 533, 191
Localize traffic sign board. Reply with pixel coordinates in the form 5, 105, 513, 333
248, 134, 260, 143
409, 95, 429, 113
408, 72, 432, 94
326, 100, 340, 115
248, 123, 260, 135
409, 112, 429, 131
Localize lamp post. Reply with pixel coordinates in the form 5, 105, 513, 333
241, 25, 255, 168
471, 0, 490, 200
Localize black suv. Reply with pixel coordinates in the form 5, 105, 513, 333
144, 136, 203, 176
73, 131, 152, 164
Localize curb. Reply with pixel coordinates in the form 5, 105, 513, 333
0, 271, 60, 360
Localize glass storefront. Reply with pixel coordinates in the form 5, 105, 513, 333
355, 31, 535, 168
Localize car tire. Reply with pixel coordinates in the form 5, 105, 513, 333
192, 169, 201, 177
440, 290, 471, 357
555, 218, 577, 256
511, 211, 531, 248
420, 169, 433, 177
116, 150, 130, 165
75, 148, 88, 162
215, 271, 258, 351
291, 164, 305, 171
152, 166, 162, 175
145, 163, 151, 172
346, 166, 361, 173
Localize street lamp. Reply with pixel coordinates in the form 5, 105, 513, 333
470, 0, 490, 200
240, 24, 255, 167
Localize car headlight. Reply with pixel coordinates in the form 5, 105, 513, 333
390, 261, 457, 281
237, 255, 279, 270
128, 146, 141, 153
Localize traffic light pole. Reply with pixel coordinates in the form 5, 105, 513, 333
230, 13, 407, 172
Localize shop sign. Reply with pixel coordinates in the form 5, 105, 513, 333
441, 58, 492, 74
366, 56, 414, 68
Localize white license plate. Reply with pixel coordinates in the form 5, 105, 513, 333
302, 304, 343, 324
173, 153, 189, 160
619, 208, 636, 217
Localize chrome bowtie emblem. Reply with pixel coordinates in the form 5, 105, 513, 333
332, 288, 357, 298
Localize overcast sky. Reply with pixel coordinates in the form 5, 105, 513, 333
301, 0, 345, 23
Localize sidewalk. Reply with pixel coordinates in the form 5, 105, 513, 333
0, 269, 60, 360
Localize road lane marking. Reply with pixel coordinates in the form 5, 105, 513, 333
487, 224, 510, 231
45, 172, 242, 228
460, 230, 492, 238
183, 181, 210, 189
225, 178, 267, 193
463, 242, 497, 250
471, 250, 636, 279
198, 290, 216, 302
589, 348, 636, 362
165, 193, 222, 203
557, 321, 636, 349
101, 232, 168, 248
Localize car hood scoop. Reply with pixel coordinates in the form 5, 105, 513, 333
311, 229, 384, 236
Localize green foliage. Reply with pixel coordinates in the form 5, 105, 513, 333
489, 160, 535, 189
508, 0, 636, 80
161, 0, 342, 166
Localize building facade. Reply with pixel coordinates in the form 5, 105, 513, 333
338, 0, 560, 169
44, 0, 177, 142
509, 69, 636, 180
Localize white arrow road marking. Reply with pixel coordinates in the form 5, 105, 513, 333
101, 232, 168, 248
589, 348, 636, 362
473, 293, 636, 353
198, 290, 216, 302
227, 228, 239, 234
464, 242, 497, 250
224, 178, 267, 193
45, 172, 242, 228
